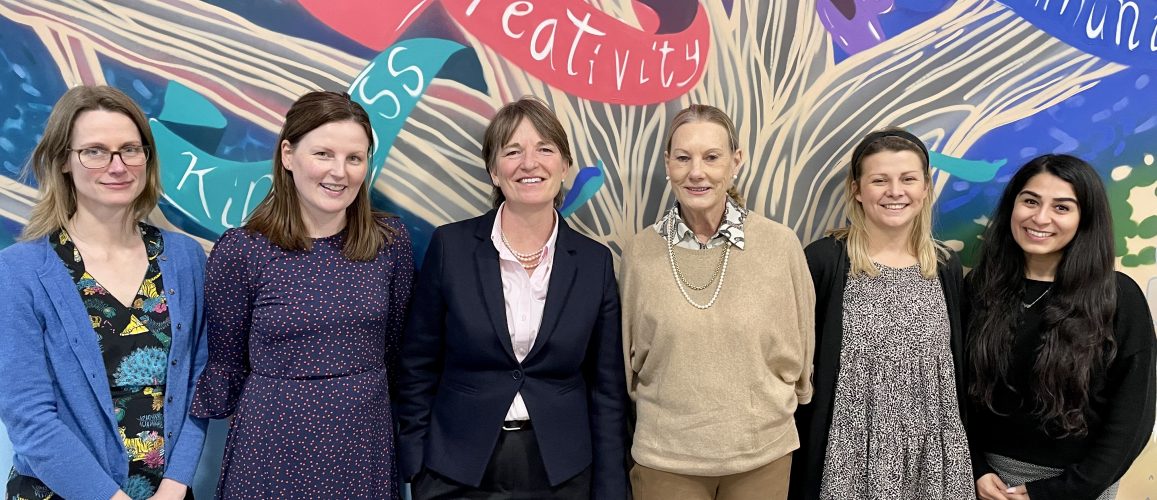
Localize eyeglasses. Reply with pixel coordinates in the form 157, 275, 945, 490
67, 145, 150, 169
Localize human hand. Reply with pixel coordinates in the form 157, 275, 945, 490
1004, 484, 1031, 500
146, 478, 190, 500
111, 491, 133, 500
976, 473, 1011, 500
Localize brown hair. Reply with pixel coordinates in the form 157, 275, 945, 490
481, 96, 573, 208
663, 104, 745, 207
244, 91, 395, 261
21, 85, 161, 240
829, 128, 944, 278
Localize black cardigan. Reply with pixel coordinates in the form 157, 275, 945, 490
787, 236, 968, 500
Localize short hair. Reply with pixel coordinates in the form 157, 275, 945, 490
831, 128, 943, 279
663, 104, 744, 207
481, 96, 573, 209
21, 85, 161, 240
244, 91, 396, 261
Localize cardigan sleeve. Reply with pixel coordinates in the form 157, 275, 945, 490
190, 229, 256, 418
0, 252, 122, 500
162, 237, 210, 485
1025, 273, 1156, 499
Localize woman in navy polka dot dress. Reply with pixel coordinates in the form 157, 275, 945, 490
191, 91, 414, 498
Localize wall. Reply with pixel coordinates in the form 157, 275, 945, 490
0, 0, 1154, 497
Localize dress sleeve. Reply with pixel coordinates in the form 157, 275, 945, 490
190, 229, 257, 418
1026, 274, 1156, 499
384, 220, 415, 399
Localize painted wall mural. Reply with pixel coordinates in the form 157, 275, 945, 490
0, 0, 1154, 496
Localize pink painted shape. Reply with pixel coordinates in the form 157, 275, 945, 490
299, 0, 432, 50
444, 0, 710, 105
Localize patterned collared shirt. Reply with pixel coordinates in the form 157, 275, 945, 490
653, 197, 748, 250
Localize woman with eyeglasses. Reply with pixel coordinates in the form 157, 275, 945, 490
0, 85, 208, 500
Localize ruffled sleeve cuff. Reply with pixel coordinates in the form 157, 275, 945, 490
190, 364, 248, 418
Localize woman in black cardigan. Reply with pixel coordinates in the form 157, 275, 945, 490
965, 154, 1155, 500
789, 129, 972, 499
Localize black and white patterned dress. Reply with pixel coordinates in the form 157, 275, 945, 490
819, 263, 973, 499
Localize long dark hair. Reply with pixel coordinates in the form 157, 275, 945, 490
968, 154, 1117, 436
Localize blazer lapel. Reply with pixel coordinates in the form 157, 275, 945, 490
473, 212, 516, 359
526, 217, 577, 361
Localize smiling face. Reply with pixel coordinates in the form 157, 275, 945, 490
64, 109, 147, 215
1011, 172, 1081, 268
854, 149, 928, 236
665, 121, 742, 220
489, 118, 569, 212
281, 119, 370, 235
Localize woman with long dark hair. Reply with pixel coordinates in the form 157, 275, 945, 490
966, 154, 1155, 500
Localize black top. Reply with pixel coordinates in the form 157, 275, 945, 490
966, 272, 1156, 500
788, 236, 968, 500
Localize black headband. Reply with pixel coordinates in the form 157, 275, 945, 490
851, 129, 930, 168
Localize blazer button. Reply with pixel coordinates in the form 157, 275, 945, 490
511, 370, 522, 380
160, 255, 167, 261
167, 432, 173, 439
167, 396, 173, 403
171, 360, 178, 366
176, 323, 182, 330
168, 288, 176, 295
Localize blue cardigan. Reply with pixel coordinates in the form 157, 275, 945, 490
0, 229, 209, 500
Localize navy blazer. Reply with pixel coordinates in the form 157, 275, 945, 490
0, 229, 209, 500
397, 210, 628, 498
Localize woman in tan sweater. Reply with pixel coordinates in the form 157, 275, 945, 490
620, 104, 815, 500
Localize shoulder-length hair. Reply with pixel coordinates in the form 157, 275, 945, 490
663, 104, 745, 208
21, 85, 161, 240
244, 91, 396, 261
968, 154, 1117, 437
482, 96, 573, 209
829, 128, 944, 279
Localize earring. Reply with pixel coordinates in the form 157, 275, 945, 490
665, 175, 670, 180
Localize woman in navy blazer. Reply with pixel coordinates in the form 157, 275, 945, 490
398, 96, 628, 499
0, 86, 207, 500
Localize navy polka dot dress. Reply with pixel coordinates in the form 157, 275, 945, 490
191, 218, 414, 498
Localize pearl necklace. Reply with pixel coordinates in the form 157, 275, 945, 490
665, 217, 730, 309
500, 230, 546, 269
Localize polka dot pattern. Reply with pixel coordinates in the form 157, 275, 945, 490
191, 218, 414, 498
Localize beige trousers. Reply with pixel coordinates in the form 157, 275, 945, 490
630, 453, 792, 500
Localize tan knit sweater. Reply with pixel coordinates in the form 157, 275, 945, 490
621, 213, 815, 476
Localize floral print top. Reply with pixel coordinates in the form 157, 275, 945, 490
7, 224, 173, 500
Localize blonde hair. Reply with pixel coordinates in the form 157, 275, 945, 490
664, 104, 744, 207
21, 85, 161, 240
829, 129, 945, 279
244, 91, 396, 261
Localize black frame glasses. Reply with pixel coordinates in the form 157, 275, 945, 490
67, 145, 151, 169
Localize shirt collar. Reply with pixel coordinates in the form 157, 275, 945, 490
653, 197, 748, 250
